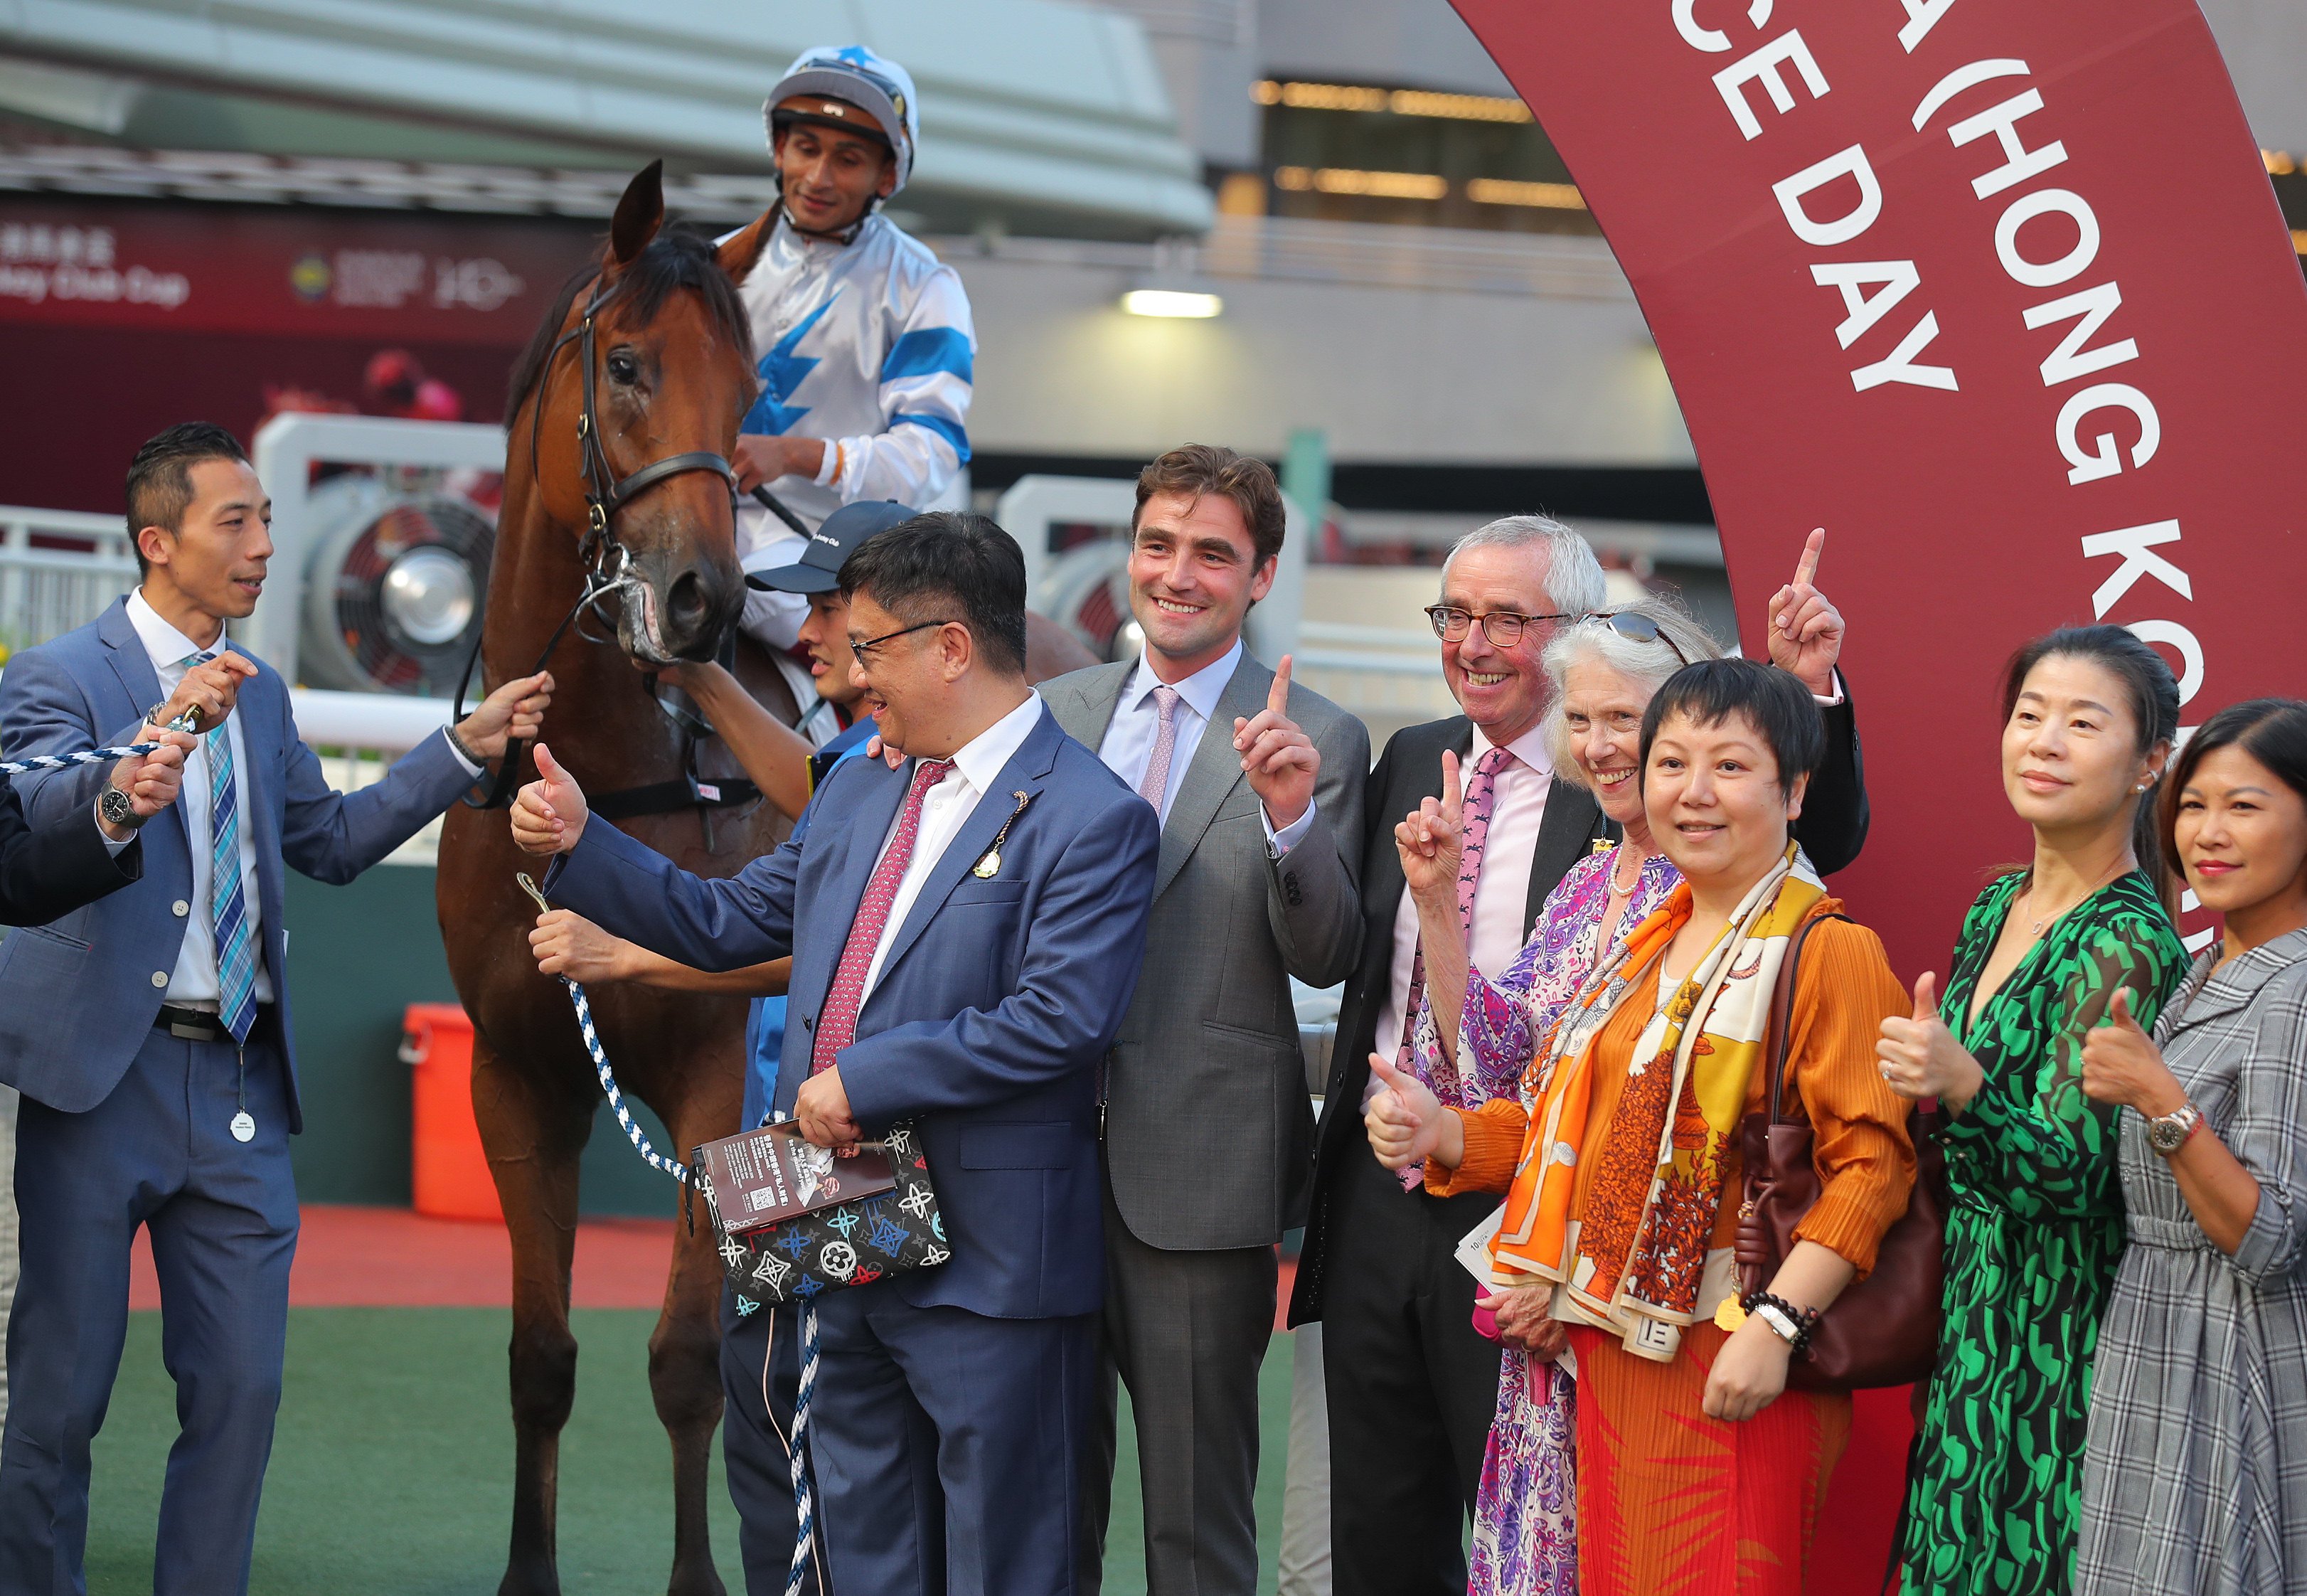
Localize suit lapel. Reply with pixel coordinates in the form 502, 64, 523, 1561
96, 600, 185, 848
236, 662, 285, 948
870, 710, 1062, 987
1042, 664, 1130, 754
831, 758, 910, 926
1150, 653, 1267, 902
1369, 718, 1470, 945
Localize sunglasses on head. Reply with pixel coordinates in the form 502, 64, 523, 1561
1590, 609, 1690, 666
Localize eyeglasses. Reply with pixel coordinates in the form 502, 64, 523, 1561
1590, 609, 1690, 666
1422, 605, 1576, 647
848, 618, 954, 666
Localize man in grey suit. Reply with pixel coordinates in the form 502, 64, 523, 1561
0, 422, 550, 1595
1041, 445, 1366, 1596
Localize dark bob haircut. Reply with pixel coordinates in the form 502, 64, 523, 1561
838, 510, 1028, 676
2158, 697, 2307, 875
124, 421, 248, 575
1639, 656, 1823, 799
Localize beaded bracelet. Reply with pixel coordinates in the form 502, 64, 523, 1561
1740, 1290, 1821, 1358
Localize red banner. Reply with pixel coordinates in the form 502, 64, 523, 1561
0, 199, 584, 344
1450, 0, 2307, 978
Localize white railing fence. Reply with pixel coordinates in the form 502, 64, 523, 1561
0, 506, 141, 663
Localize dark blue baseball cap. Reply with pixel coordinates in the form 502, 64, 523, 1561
742, 499, 918, 594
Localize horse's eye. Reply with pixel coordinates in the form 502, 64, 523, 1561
606, 351, 639, 385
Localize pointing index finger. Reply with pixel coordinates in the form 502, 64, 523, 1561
1793, 526, 1825, 590
1268, 654, 1294, 717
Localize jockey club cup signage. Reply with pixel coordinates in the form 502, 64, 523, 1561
0, 203, 563, 344
1450, 0, 2307, 974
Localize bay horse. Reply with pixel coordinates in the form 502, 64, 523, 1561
437, 163, 794, 1596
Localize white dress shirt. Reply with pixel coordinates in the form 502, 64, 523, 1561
856, 692, 1044, 1004
124, 591, 274, 1009
1092, 640, 1316, 853
1370, 718, 1556, 1082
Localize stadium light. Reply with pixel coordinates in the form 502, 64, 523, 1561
1121, 287, 1223, 319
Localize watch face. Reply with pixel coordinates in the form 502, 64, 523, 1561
100, 788, 134, 824
2148, 1117, 2188, 1154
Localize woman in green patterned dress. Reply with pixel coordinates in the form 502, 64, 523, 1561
1877, 626, 2190, 1596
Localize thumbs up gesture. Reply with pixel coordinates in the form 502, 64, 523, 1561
1364, 1052, 1448, 1171
1232, 654, 1321, 831
1875, 971, 1984, 1107
1395, 748, 1466, 911
511, 743, 590, 856
2082, 986, 2184, 1113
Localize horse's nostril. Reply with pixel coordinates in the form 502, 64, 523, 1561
666, 570, 709, 629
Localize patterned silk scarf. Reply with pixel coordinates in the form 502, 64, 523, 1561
1488, 844, 1826, 1361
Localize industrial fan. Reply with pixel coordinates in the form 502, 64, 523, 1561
295, 474, 494, 696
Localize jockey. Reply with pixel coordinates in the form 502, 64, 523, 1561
732, 44, 976, 661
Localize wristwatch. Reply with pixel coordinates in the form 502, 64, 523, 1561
2146, 1100, 2203, 1156
98, 784, 147, 831
1751, 1300, 1803, 1347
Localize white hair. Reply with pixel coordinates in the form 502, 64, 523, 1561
1538, 594, 1724, 787
1440, 514, 1609, 619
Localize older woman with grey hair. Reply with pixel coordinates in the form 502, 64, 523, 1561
1366, 547, 1873, 1595
1367, 595, 1717, 1595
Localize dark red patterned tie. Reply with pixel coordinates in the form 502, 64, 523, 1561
811, 757, 955, 1074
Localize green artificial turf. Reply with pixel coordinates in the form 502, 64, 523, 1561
85, 1308, 1296, 1594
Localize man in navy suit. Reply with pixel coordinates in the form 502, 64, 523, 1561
515, 511, 1158, 1596
0, 422, 551, 1595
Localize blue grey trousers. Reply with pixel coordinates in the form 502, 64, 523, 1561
0, 1024, 297, 1596
720, 1288, 824, 1596
809, 1281, 1094, 1596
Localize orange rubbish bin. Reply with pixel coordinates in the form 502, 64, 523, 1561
402, 1002, 501, 1222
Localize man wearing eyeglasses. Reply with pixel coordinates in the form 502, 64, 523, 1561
515, 511, 1160, 1596
1289, 517, 1870, 1595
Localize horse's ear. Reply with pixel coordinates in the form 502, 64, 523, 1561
715, 208, 774, 286
608, 161, 666, 270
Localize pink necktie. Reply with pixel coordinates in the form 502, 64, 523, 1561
812, 757, 955, 1074
1135, 685, 1183, 816
1396, 743, 1514, 1186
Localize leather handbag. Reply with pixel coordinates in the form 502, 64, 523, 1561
1735, 913, 1949, 1392
693, 1122, 949, 1313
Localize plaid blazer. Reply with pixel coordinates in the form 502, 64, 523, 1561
2078, 927, 2307, 1594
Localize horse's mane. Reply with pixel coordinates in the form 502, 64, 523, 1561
504, 223, 755, 420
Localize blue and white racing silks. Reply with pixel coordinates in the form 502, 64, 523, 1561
731, 210, 974, 543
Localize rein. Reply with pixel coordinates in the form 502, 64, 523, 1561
459, 273, 766, 816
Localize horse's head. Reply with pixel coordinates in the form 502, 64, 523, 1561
508, 162, 772, 665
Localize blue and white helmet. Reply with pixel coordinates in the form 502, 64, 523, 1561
764, 46, 920, 196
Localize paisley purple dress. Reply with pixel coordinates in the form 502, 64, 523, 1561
1411, 843, 1682, 1596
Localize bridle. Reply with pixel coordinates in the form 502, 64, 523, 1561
457, 273, 759, 813
557, 277, 742, 587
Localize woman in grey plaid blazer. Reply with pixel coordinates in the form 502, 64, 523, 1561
2077, 698, 2307, 1595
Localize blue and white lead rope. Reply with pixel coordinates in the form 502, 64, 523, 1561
0, 703, 207, 777
516, 872, 821, 1596
0, 740, 162, 775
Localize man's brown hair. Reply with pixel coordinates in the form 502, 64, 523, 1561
1131, 444, 1286, 569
